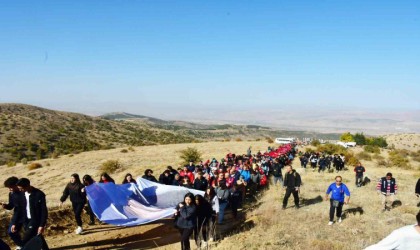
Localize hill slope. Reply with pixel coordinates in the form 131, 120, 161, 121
0, 104, 194, 164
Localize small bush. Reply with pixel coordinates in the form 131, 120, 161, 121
311, 140, 321, 146
235, 138, 243, 142
99, 160, 123, 174
128, 146, 135, 152
266, 138, 274, 143
378, 159, 391, 167
388, 150, 411, 169
179, 147, 202, 166
317, 143, 346, 155
120, 149, 128, 153
372, 154, 384, 161
51, 152, 59, 159
224, 138, 231, 142
21, 158, 28, 165
357, 151, 372, 161
364, 145, 380, 154
28, 162, 43, 170
344, 152, 359, 167
68, 154, 74, 157
7, 161, 16, 167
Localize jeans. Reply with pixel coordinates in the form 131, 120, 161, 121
179, 228, 194, 250
355, 176, 363, 187
272, 176, 283, 186
218, 200, 228, 223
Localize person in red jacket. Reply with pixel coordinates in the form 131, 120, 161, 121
180, 166, 195, 184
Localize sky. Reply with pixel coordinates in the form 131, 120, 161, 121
0, 1, 419, 119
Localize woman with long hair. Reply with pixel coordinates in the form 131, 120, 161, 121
60, 173, 86, 234
204, 187, 218, 241
122, 173, 137, 184
99, 172, 115, 183
175, 193, 196, 250
194, 194, 213, 248
82, 174, 96, 225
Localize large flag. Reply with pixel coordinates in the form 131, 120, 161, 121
85, 178, 204, 226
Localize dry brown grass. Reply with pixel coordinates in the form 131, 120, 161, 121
214, 145, 420, 250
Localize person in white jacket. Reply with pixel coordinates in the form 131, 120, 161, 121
364, 211, 420, 250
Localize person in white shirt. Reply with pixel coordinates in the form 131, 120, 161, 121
364, 211, 420, 250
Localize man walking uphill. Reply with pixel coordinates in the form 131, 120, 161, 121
282, 165, 301, 209
354, 162, 365, 187
1, 176, 25, 249
377, 172, 397, 211
325, 176, 350, 225
16, 178, 49, 249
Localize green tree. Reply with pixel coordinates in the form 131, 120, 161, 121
340, 132, 354, 142
179, 147, 202, 166
353, 132, 366, 145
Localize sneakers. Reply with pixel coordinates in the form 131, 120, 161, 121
328, 221, 334, 226
75, 226, 83, 235
338, 217, 342, 223
15, 247, 22, 250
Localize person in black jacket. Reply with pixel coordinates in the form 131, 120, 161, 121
175, 193, 196, 250
271, 158, 283, 186
415, 178, 420, 198
142, 169, 158, 182
194, 194, 213, 248
16, 178, 48, 247
82, 175, 96, 225
193, 172, 208, 191
159, 170, 172, 185
1, 176, 25, 249
122, 173, 137, 184
282, 165, 301, 209
60, 173, 87, 235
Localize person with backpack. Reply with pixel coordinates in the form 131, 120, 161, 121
325, 176, 351, 225
354, 162, 365, 187
282, 165, 301, 209
376, 172, 398, 211
1, 176, 25, 249
60, 173, 87, 235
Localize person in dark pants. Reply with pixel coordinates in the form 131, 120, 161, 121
194, 194, 212, 248
354, 162, 365, 187
16, 178, 48, 248
0, 238, 11, 250
282, 165, 301, 209
1, 176, 25, 249
229, 184, 242, 219
82, 175, 96, 225
60, 173, 87, 235
175, 193, 196, 250
325, 176, 350, 225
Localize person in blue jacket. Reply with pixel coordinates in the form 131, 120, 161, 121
325, 176, 351, 225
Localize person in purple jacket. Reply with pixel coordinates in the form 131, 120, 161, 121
325, 176, 351, 226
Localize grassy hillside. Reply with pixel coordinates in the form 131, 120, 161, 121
0, 104, 194, 165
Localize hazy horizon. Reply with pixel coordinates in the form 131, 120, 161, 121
1, 1, 419, 130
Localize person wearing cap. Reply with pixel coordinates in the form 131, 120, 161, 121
376, 172, 398, 211
16, 178, 48, 247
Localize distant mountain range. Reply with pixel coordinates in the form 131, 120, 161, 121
0, 104, 340, 165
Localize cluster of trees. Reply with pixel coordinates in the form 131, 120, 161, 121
340, 132, 388, 148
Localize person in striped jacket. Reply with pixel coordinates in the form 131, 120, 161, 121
377, 172, 398, 211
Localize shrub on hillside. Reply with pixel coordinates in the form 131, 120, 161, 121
21, 158, 28, 165
120, 149, 128, 153
128, 146, 135, 152
266, 138, 274, 143
236, 138, 243, 142
344, 151, 359, 167
99, 160, 123, 174
377, 159, 391, 167
7, 161, 16, 167
179, 147, 202, 166
317, 143, 346, 155
364, 145, 380, 154
357, 152, 372, 161
372, 154, 384, 161
388, 150, 411, 169
28, 162, 42, 170
311, 140, 320, 146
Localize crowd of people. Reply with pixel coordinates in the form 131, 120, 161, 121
1, 143, 419, 250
